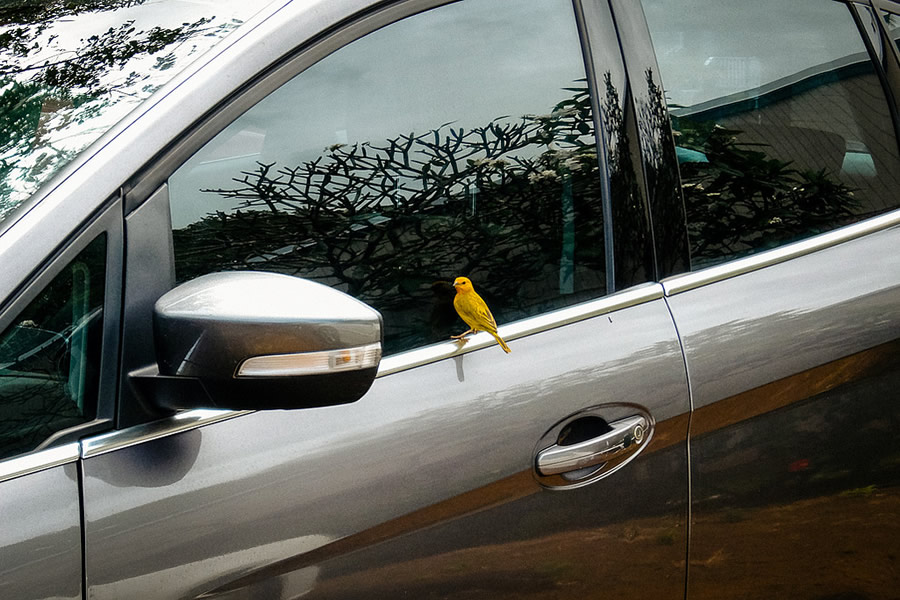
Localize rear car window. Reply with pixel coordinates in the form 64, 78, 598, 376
643, 0, 900, 268
0, 0, 269, 225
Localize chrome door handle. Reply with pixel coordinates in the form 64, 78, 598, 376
535, 415, 648, 476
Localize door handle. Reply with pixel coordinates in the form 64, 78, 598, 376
536, 415, 648, 476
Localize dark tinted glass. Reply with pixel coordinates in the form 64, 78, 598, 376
0, 234, 106, 459
884, 10, 900, 49
644, 0, 900, 268
169, 0, 607, 356
612, 1, 691, 280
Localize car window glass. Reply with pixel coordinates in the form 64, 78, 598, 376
0, 235, 106, 460
643, 0, 900, 269
169, 0, 607, 356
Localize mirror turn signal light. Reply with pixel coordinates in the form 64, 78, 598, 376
236, 343, 383, 377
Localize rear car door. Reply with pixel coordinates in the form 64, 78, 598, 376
640, 0, 900, 596
78, 0, 692, 598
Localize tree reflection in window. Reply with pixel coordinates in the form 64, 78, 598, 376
173, 85, 606, 355
643, 0, 900, 269
676, 117, 859, 268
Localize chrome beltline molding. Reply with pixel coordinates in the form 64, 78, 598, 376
81, 409, 252, 459
377, 282, 663, 377
662, 210, 900, 296
0, 442, 81, 484
78, 283, 663, 458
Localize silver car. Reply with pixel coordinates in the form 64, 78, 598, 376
1, 0, 898, 598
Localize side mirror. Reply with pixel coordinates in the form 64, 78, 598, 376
135, 272, 382, 411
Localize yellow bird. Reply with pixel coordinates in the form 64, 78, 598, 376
451, 276, 511, 353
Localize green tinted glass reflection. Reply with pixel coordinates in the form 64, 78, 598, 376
0, 234, 106, 459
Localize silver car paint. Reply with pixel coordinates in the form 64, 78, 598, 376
667, 225, 900, 409
666, 224, 900, 597
0, 447, 82, 600
82, 289, 690, 598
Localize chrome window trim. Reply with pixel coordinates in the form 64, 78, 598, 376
81, 409, 251, 459
378, 282, 662, 376
662, 210, 900, 296
80, 283, 663, 456
0, 442, 80, 484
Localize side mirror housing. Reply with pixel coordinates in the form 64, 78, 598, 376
136, 272, 382, 410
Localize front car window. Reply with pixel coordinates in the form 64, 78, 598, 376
0, 0, 270, 225
169, 0, 608, 356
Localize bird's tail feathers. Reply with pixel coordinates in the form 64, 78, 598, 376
492, 333, 512, 353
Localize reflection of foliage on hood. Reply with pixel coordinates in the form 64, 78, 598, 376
0, 0, 239, 221
0, 1, 213, 94
175, 84, 607, 354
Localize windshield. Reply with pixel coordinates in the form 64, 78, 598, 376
0, 0, 270, 225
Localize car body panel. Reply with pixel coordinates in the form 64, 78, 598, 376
0, 448, 82, 600
665, 225, 900, 597
82, 291, 690, 599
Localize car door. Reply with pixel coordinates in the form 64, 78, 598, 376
78, 0, 692, 598
639, 0, 900, 597
0, 202, 122, 600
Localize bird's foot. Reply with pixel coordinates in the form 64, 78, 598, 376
451, 329, 474, 340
